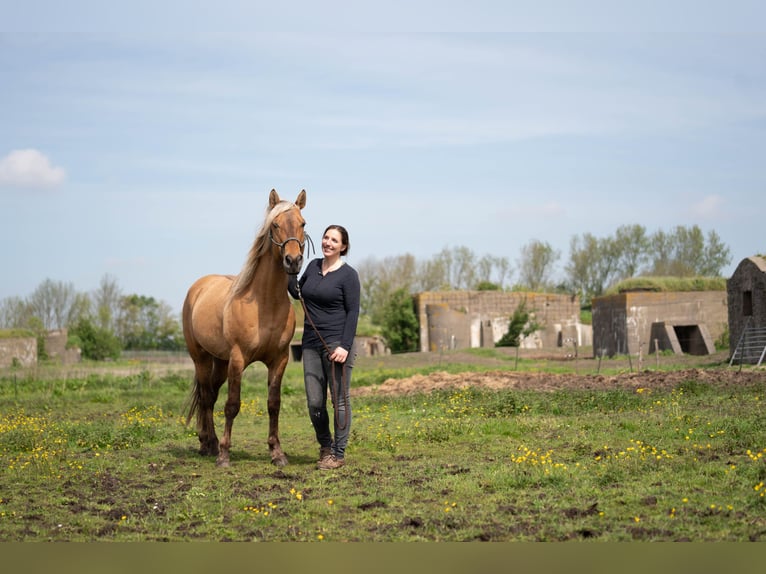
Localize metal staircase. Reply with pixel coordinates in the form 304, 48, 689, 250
729, 319, 766, 367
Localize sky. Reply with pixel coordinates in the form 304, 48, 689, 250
2, 2, 765, 314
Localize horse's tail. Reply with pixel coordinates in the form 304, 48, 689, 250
184, 376, 201, 428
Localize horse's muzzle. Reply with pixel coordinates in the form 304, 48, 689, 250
284, 254, 304, 275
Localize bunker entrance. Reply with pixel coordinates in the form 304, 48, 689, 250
673, 325, 706, 355
650, 322, 715, 356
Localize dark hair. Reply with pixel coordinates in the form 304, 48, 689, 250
324, 224, 350, 256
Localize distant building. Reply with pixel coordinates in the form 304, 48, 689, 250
413, 291, 590, 353
592, 290, 728, 358
0, 333, 37, 368
727, 256, 766, 364
0, 328, 81, 368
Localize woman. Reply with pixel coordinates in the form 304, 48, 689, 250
288, 224, 360, 470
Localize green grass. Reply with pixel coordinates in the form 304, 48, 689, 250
1, 360, 765, 541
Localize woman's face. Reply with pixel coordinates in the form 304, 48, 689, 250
322, 228, 345, 258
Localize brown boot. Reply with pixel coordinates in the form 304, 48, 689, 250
318, 447, 332, 463
317, 455, 345, 470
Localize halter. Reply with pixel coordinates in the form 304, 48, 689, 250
270, 230, 307, 251
268, 202, 315, 257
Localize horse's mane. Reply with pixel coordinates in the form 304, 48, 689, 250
231, 200, 297, 298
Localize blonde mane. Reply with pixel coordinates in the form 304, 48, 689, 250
231, 200, 297, 298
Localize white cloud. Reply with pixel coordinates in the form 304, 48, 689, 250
0, 149, 66, 189
690, 194, 724, 219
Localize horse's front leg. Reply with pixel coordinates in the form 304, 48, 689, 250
217, 350, 244, 468
266, 351, 289, 467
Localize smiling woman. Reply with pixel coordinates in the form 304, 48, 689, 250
289, 224, 361, 470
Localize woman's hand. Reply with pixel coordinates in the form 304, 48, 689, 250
329, 346, 348, 363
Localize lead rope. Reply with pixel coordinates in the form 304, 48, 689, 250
296, 283, 349, 431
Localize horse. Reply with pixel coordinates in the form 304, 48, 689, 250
182, 189, 307, 467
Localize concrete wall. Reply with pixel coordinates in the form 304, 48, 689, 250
0, 337, 37, 368
414, 291, 589, 353
44, 329, 81, 364
727, 256, 766, 353
0, 329, 81, 367
592, 291, 728, 357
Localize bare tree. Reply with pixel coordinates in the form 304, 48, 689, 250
415, 257, 450, 292
517, 239, 560, 291
27, 279, 77, 330
358, 254, 418, 321
93, 273, 123, 331
477, 254, 513, 289
0, 296, 30, 329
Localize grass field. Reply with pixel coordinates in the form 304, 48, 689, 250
1, 348, 765, 542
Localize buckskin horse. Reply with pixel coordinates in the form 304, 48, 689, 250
182, 189, 307, 467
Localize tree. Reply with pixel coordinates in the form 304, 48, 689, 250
415, 257, 450, 292
358, 254, 418, 323
117, 294, 183, 350
439, 246, 478, 290
698, 229, 731, 276
496, 299, 541, 348
0, 296, 31, 329
69, 317, 122, 361
613, 224, 650, 278
379, 288, 419, 353
26, 279, 78, 330
477, 254, 513, 289
93, 273, 122, 332
647, 225, 731, 277
517, 239, 560, 291
564, 233, 618, 305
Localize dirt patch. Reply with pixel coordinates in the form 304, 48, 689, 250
351, 367, 764, 397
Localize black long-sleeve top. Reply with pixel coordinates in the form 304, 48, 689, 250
288, 258, 360, 352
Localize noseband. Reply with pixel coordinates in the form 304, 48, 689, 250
269, 229, 315, 256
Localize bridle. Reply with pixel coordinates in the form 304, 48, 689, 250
268, 209, 315, 265
269, 229, 314, 254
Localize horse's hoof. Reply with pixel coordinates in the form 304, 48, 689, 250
216, 455, 231, 468
271, 454, 289, 467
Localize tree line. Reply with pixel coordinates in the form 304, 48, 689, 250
0, 224, 734, 359
0, 275, 182, 360
360, 223, 730, 314
360, 224, 732, 352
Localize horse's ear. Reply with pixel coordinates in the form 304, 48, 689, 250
295, 189, 306, 209
269, 189, 280, 209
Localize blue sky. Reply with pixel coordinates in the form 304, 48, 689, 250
2, 3, 765, 313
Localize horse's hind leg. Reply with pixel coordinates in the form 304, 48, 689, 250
266, 352, 289, 467
217, 349, 244, 468
194, 356, 227, 457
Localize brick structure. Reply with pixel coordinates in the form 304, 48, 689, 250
592, 290, 728, 358
413, 291, 588, 353
0, 329, 81, 368
727, 256, 766, 362
0, 336, 37, 368
44, 329, 81, 364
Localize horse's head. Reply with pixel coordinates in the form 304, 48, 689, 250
269, 189, 307, 275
